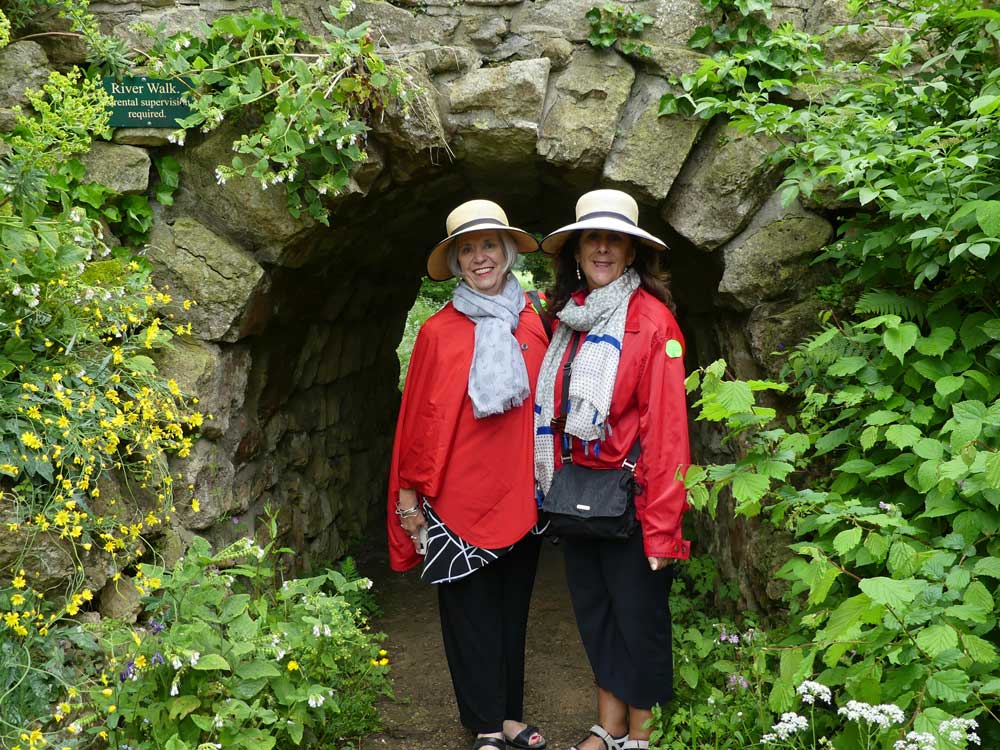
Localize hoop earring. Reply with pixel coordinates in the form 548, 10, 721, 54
576, 262, 582, 281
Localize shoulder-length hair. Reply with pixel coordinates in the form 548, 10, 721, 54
545, 231, 675, 315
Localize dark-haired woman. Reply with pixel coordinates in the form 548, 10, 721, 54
388, 199, 548, 750
534, 189, 691, 750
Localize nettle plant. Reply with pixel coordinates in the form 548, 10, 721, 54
85, 532, 390, 750
136, 0, 413, 224
585, 3, 655, 58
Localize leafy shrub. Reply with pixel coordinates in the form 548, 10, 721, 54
138, 0, 416, 225
648, 0, 1000, 746
82, 533, 390, 750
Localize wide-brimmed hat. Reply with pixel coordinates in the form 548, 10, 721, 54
427, 199, 539, 280
540, 189, 667, 254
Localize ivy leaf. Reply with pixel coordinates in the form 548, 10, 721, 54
883, 322, 919, 363
858, 576, 922, 608
915, 623, 958, 656
687, 25, 715, 49
926, 669, 971, 703
885, 424, 921, 449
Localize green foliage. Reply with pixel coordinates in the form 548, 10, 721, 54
653, 0, 1000, 745
140, 0, 414, 225
396, 293, 442, 389
83, 532, 390, 749
1, 0, 130, 73
0, 60, 195, 750
658, 0, 823, 117
0, 9, 11, 48
585, 3, 654, 58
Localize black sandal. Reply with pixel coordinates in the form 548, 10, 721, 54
507, 724, 546, 750
474, 738, 507, 750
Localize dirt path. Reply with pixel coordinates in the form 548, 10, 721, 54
357, 539, 596, 750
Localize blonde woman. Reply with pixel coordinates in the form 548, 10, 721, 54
388, 200, 549, 750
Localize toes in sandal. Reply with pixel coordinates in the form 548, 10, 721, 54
474, 738, 507, 750
507, 725, 547, 750
568, 725, 628, 750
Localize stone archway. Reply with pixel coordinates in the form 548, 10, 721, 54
5, 0, 858, 609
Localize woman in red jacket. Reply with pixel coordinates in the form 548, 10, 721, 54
387, 200, 549, 750
535, 190, 691, 750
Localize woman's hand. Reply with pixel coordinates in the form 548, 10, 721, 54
647, 556, 674, 572
398, 488, 427, 549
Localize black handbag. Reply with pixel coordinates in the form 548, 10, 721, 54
540, 331, 641, 541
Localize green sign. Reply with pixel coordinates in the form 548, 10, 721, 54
102, 76, 193, 128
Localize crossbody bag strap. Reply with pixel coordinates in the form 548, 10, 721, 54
550, 330, 583, 463
526, 290, 553, 340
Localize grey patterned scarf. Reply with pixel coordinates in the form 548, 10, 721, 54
452, 275, 530, 419
534, 268, 640, 494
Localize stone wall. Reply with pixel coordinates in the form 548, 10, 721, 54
0, 0, 885, 610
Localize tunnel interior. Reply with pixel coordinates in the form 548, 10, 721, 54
202, 160, 728, 577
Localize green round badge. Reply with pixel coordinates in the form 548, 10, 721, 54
665, 339, 683, 358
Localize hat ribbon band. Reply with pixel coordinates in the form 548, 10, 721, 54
451, 216, 508, 234
577, 210, 637, 226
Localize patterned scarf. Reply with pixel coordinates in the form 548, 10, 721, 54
534, 268, 640, 494
452, 274, 530, 419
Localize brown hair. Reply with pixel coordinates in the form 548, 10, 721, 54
545, 231, 675, 315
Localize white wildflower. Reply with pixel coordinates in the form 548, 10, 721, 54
837, 701, 905, 729
893, 732, 937, 750
189, 651, 200, 667
308, 693, 325, 708
170, 681, 180, 696
768, 712, 809, 741
796, 680, 832, 706
939, 718, 979, 746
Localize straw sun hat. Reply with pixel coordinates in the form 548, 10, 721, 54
540, 189, 667, 254
426, 199, 539, 281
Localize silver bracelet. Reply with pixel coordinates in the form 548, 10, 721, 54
395, 504, 420, 519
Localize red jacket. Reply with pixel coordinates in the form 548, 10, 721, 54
387, 298, 548, 572
549, 288, 691, 559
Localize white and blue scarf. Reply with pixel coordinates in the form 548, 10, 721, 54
534, 268, 639, 494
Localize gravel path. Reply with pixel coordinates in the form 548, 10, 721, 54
358, 539, 596, 750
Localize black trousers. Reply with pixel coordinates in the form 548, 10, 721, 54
437, 535, 542, 734
562, 529, 674, 709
